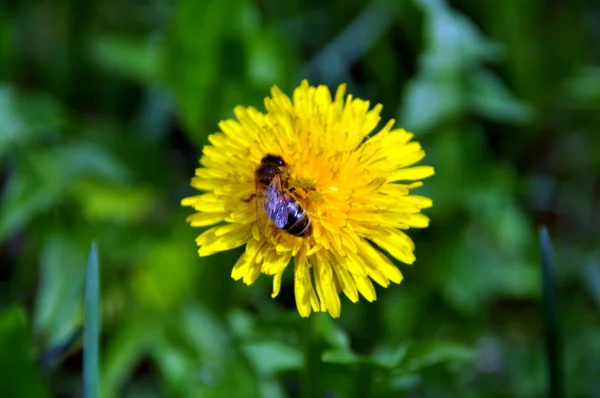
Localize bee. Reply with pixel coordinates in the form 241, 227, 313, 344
251, 154, 312, 237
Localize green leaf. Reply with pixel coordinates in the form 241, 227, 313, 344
246, 30, 288, 88
256, 379, 287, 398
441, 235, 539, 314
0, 142, 128, 242
322, 345, 409, 369
388, 374, 422, 392
74, 181, 156, 224
403, 341, 475, 372
0, 85, 64, 160
314, 313, 351, 350
83, 242, 100, 398
370, 345, 410, 369
400, 78, 464, 133
0, 306, 50, 398
162, 0, 240, 136
92, 37, 160, 83
401, 0, 525, 132
150, 304, 259, 398
321, 349, 362, 365
33, 233, 86, 345
469, 69, 533, 123
131, 224, 201, 311
101, 318, 153, 398
241, 341, 303, 376
414, 0, 501, 72
0, 164, 58, 243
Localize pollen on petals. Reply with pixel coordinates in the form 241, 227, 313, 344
182, 79, 434, 318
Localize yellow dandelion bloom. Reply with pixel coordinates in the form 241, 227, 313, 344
181, 80, 434, 318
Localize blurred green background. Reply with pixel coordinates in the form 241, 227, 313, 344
1, 0, 599, 397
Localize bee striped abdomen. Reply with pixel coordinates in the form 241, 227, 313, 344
284, 200, 312, 237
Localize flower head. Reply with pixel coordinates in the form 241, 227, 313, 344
182, 80, 434, 318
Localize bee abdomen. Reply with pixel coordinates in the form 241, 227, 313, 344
284, 201, 312, 237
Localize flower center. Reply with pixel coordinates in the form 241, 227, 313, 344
291, 177, 317, 193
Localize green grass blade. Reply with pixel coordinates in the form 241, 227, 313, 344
539, 226, 563, 398
83, 242, 100, 398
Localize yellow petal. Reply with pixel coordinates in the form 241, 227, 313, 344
399, 213, 430, 228
272, 271, 284, 298
231, 251, 254, 280
185, 212, 226, 227
353, 273, 376, 302
388, 166, 435, 182
370, 229, 416, 265
314, 252, 341, 318
262, 249, 291, 275
333, 262, 359, 303
242, 260, 262, 285
401, 195, 434, 208
359, 240, 403, 284
294, 249, 312, 318
198, 226, 251, 257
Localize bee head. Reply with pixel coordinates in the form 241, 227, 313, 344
261, 154, 286, 166
256, 163, 280, 185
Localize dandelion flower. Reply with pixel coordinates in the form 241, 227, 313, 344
181, 80, 434, 318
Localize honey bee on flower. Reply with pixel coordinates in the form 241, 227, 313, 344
247, 154, 312, 237
182, 80, 434, 318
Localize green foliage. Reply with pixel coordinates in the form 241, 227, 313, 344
84, 243, 100, 398
1, 0, 599, 397
0, 307, 50, 398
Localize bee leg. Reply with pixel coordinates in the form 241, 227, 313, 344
290, 187, 308, 199
242, 194, 256, 203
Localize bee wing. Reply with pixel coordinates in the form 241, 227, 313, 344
262, 179, 289, 229
255, 186, 272, 233
268, 194, 290, 229
255, 173, 291, 234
